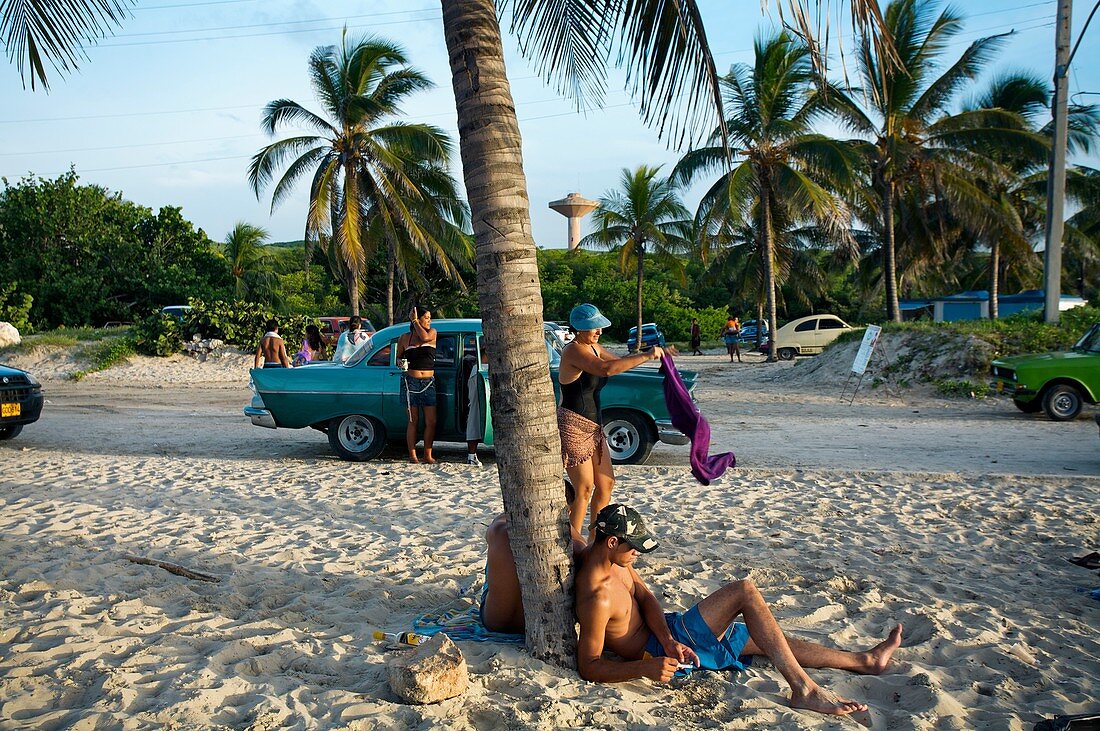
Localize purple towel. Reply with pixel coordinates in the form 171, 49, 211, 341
660, 354, 735, 485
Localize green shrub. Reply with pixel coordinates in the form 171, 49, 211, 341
130, 313, 183, 356
935, 379, 990, 399
0, 283, 33, 333
131, 300, 319, 356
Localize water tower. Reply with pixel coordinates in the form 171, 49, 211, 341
548, 192, 598, 250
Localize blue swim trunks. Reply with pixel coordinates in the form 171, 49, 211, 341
644, 605, 753, 676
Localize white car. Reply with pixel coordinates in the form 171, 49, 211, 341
769, 314, 853, 360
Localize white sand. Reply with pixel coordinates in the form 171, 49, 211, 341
1, 349, 1098, 729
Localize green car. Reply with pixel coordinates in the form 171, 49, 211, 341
990, 321, 1100, 421
245, 319, 691, 463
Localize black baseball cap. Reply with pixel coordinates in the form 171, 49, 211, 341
594, 504, 659, 553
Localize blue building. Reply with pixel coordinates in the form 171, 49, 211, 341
899, 290, 1088, 322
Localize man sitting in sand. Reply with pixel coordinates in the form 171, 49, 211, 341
575, 503, 903, 717
481, 480, 588, 634
254, 319, 290, 369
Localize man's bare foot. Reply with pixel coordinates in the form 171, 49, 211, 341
858, 623, 903, 675
790, 686, 868, 716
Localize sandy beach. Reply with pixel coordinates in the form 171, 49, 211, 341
1, 348, 1098, 729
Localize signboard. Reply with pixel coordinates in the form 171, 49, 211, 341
851, 325, 882, 376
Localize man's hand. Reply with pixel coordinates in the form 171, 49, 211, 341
642, 656, 681, 683
661, 640, 699, 668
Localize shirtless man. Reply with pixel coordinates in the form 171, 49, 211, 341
481, 480, 588, 633
575, 503, 904, 717
254, 319, 290, 369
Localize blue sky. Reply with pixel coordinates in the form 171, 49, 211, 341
1, 0, 1096, 250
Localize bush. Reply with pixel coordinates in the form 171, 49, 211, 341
71, 336, 136, 380
935, 379, 990, 399
0, 283, 33, 333
131, 313, 183, 356
131, 300, 319, 356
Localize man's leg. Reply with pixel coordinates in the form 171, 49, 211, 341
695, 579, 868, 716
742, 626, 903, 675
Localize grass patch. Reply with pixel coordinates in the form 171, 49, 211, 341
934, 379, 991, 399
1, 325, 131, 354
70, 336, 136, 381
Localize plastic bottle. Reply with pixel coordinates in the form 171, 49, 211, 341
372, 630, 429, 646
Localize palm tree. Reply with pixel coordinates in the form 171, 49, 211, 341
222, 222, 275, 303
248, 32, 455, 317
833, 0, 1058, 322
675, 32, 857, 361
581, 166, 692, 349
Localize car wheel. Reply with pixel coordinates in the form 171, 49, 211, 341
1042, 384, 1083, 421
602, 410, 655, 466
1013, 398, 1042, 414
778, 347, 796, 361
327, 414, 387, 461
0, 424, 23, 440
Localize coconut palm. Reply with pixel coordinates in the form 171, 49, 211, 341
248, 32, 456, 317
832, 0, 1050, 322
222, 221, 276, 303
674, 32, 858, 361
581, 166, 692, 349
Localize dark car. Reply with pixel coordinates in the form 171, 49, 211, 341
626, 323, 666, 353
0, 364, 44, 440
739, 319, 769, 344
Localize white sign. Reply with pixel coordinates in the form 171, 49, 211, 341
851, 325, 882, 376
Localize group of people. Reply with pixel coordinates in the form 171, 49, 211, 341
687, 317, 744, 362
479, 303, 902, 717
252, 316, 374, 369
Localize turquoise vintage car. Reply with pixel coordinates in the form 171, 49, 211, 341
245, 319, 692, 463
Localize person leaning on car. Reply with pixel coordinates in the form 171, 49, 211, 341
334, 315, 372, 364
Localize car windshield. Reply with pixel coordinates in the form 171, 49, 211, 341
344, 339, 375, 367
1072, 323, 1100, 353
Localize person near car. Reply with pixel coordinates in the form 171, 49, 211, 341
293, 324, 325, 366
690, 318, 702, 356
721, 317, 742, 363
558, 303, 664, 537
334, 315, 372, 364
465, 338, 490, 467
397, 306, 438, 464
254, 319, 290, 369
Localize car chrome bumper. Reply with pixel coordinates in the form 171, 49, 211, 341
655, 419, 689, 445
244, 406, 277, 429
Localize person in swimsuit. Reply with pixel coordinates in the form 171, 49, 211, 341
558, 303, 664, 537
396, 306, 438, 464
293, 324, 325, 366
722, 317, 742, 363
575, 503, 904, 717
254, 318, 290, 369
480, 480, 587, 633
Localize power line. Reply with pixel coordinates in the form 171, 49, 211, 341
113, 7, 440, 39
0, 133, 264, 157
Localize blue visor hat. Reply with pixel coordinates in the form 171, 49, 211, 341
569, 303, 612, 331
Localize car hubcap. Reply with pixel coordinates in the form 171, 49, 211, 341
604, 420, 639, 460
339, 416, 374, 452
1054, 393, 1075, 416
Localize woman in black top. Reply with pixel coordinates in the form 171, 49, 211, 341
558, 303, 664, 536
397, 306, 438, 463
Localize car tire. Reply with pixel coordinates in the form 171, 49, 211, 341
1013, 398, 1041, 414
1042, 384, 1083, 421
0, 424, 23, 440
602, 410, 655, 466
327, 414, 387, 461
778, 347, 796, 361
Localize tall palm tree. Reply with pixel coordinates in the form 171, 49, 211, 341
833, 0, 1048, 322
222, 222, 275, 303
675, 32, 857, 361
581, 165, 692, 350
248, 32, 455, 317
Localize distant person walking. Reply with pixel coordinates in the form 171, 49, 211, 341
254, 319, 290, 369
690, 318, 702, 356
721, 317, 742, 363
334, 315, 371, 364
558, 303, 664, 537
293, 324, 325, 366
397, 306, 438, 464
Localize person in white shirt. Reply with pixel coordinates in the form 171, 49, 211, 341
334, 315, 371, 363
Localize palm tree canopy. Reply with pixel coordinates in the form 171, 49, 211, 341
581, 165, 692, 262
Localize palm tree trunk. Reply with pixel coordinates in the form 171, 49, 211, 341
760, 178, 778, 363
988, 240, 1000, 320
882, 181, 901, 323
386, 234, 397, 326
442, 0, 575, 666
635, 241, 645, 352
755, 299, 764, 348
349, 263, 360, 317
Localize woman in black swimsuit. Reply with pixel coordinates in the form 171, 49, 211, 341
397, 306, 438, 463
558, 303, 664, 536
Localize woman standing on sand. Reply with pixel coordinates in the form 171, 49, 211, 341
397, 306, 438, 463
558, 303, 664, 536
722, 316, 742, 363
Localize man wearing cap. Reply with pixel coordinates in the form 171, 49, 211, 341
559, 303, 665, 538
575, 503, 903, 717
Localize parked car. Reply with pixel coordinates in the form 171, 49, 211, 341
245, 319, 691, 464
0, 364, 44, 440
626, 323, 666, 353
990, 321, 1100, 421
545, 321, 575, 343
738, 319, 769, 344
318, 316, 375, 347
759, 314, 854, 360
160, 305, 192, 321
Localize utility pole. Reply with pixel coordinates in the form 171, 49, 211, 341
1043, 0, 1072, 324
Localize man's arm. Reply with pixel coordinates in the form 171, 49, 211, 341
629, 566, 699, 667
576, 589, 678, 683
